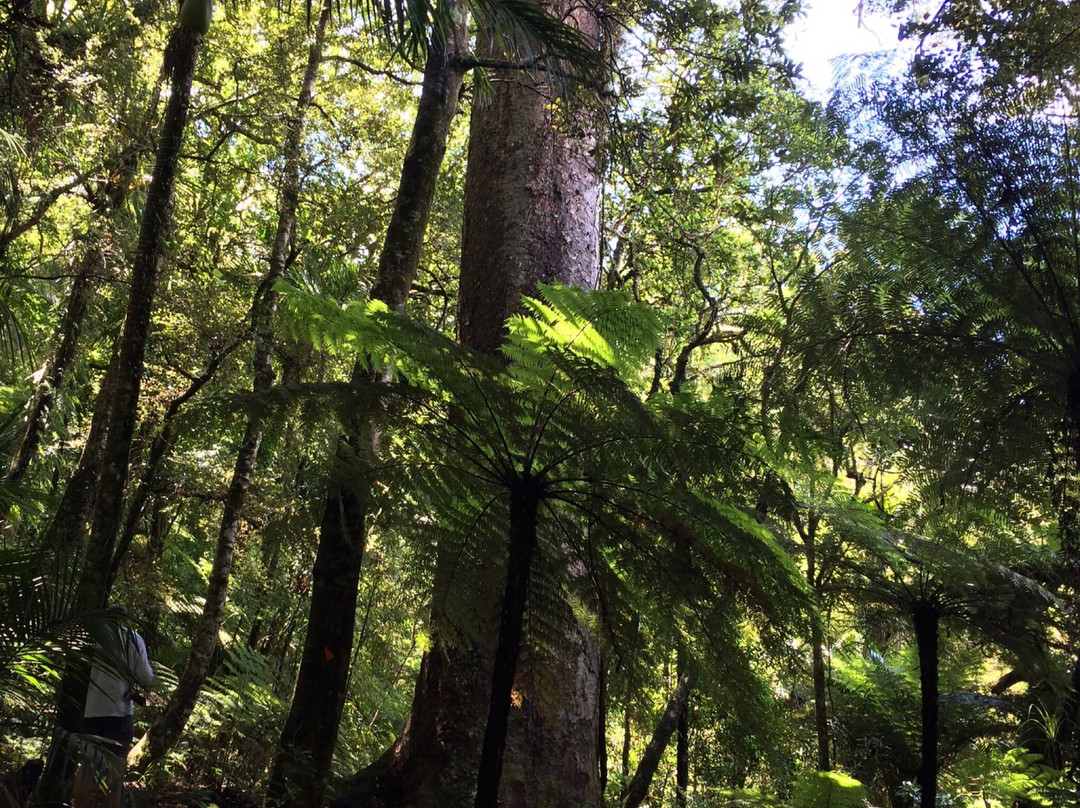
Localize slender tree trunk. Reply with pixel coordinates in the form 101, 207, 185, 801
810, 614, 831, 770
130, 414, 263, 765
675, 645, 690, 808
266, 10, 467, 806
621, 672, 694, 808
107, 346, 233, 588
39, 352, 116, 558
4, 245, 95, 490
599, 657, 608, 798
912, 599, 940, 808
333, 3, 607, 805
34, 22, 204, 806
74, 25, 203, 612
474, 480, 541, 808
131, 2, 332, 774
805, 524, 831, 772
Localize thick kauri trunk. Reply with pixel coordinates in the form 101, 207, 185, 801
333, 2, 606, 805
267, 11, 468, 806
621, 672, 694, 808
912, 599, 940, 808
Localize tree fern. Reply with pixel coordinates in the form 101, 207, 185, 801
277, 282, 810, 735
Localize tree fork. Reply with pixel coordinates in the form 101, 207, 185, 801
620, 671, 694, 808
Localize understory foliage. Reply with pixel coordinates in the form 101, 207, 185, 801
0, 0, 1078, 806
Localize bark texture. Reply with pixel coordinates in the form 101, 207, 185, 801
267, 11, 468, 805
333, 2, 607, 805
456, 3, 602, 353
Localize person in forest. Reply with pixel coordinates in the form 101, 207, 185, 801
73, 605, 153, 808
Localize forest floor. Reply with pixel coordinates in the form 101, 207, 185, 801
126, 785, 260, 808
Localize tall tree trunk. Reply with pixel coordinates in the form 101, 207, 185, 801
265, 10, 467, 807
912, 599, 940, 808
810, 613, 831, 770
620, 672, 694, 808
35, 21, 204, 806
131, 0, 333, 773
39, 351, 116, 558
675, 645, 690, 808
805, 520, 831, 771
75, 24, 203, 613
333, 3, 607, 805
474, 480, 542, 808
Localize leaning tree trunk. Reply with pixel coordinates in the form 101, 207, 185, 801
332, 3, 607, 805
621, 672, 694, 808
35, 19, 205, 807
4, 120, 154, 501
4, 245, 95, 491
264, 10, 468, 807
911, 599, 941, 808
130, 0, 333, 773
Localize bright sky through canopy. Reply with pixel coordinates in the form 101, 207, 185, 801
784, 0, 903, 98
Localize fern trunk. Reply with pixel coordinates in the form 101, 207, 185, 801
912, 599, 940, 808
474, 480, 541, 808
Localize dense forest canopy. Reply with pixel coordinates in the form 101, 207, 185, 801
1, 0, 1078, 806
